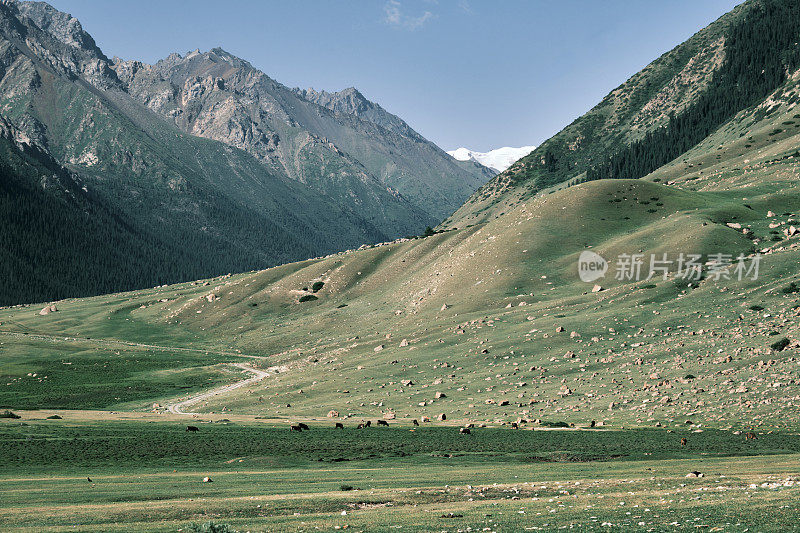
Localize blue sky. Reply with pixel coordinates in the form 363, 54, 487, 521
47, 0, 743, 152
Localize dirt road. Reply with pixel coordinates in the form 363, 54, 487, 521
167, 363, 270, 414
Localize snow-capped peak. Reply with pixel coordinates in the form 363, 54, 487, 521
447, 145, 536, 173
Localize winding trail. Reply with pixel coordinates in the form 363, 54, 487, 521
167, 363, 271, 415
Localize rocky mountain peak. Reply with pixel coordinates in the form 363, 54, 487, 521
15, 0, 107, 59
294, 85, 425, 142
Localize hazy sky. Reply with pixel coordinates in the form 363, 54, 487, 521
46, 0, 743, 152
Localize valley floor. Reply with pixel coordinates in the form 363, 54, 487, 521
2, 414, 800, 532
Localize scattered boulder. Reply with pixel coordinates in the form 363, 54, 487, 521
399, 339, 409, 347
685, 471, 704, 478
203, 476, 213, 483
327, 410, 340, 418
437, 413, 447, 421
374, 345, 385, 352
435, 392, 446, 399
39, 304, 58, 316
592, 284, 603, 293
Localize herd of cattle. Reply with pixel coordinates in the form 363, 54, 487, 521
184, 424, 760, 441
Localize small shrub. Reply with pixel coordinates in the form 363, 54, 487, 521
0, 410, 21, 419
336, 303, 347, 308
771, 338, 790, 352
311, 281, 325, 293
781, 282, 799, 294
186, 522, 238, 533
749, 305, 764, 311
46, 415, 62, 419
298, 295, 318, 303
684, 374, 696, 380
540, 421, 570, 428
340, 484, 354, 491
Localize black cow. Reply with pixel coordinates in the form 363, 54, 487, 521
377, 420, 389, 427
412, 419, 419, 426
364, 420, 372, 428
335, 422, 344, 429
357, 423, 365, 429
290, 425, 303, 432
510, 422, 519, 429
298, 422, 310, 430
590, 420, 596, 428
459, 427, 471, 434
186, 425, 200, 432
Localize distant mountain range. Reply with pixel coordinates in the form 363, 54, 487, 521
0, 0, 492, 305
447, 146, 536, 173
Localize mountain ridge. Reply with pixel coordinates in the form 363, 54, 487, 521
0, 0, 490, 305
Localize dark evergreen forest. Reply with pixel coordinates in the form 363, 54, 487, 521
585, 0, 800, 182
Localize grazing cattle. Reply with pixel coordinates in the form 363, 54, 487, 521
298, 422, 310, 431
746, 432, 757, 440
510, 422, 519, 429
681, 437, 688, 447
465, 423, 475, 428
186, 425, 199, 432
459, 427, 471, 434
590, 420, 596, 428
357, 423, 365, 429
412, 419, 419, 426
335, 422, 344, 429
377, 420, 389, 427
87, 477, 92, 482
290, 425, 303, 432
364, 420, 372, 428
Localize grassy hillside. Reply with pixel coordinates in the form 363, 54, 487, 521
2, 170, 798, 428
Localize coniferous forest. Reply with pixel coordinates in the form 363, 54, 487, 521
585, 0, 800, 182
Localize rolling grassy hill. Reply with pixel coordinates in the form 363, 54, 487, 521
2, 172, 797, 430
